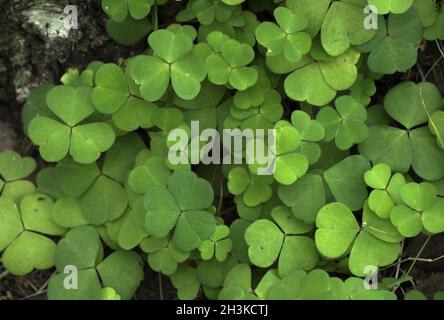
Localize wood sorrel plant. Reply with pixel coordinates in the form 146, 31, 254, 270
1, 0, 444, 300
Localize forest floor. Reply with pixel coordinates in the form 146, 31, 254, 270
0, 0, 444, 300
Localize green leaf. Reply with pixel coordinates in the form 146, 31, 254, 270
96, 250, 144, 300
128, 0, 154, 19
245, 219, 284, 268
171, 265, 200, 300
55, 226, 102, 271
429, 110, 444, 149
102, 133, 146, 183
70, 123, 116, 164
278, 174, 325, 224
362, 202, 404, 243
80, 175, 128, 225
272, 205, 313, 235
0, 198, 23, 251
149, 29, 193, 64
20, 193, 66, 235
384, 82, 442, 130
348, 231, 401, 277
46, 86, 95, 126
364, 163, 392, 189
128, 55, 170, 102
255, 8, 311, 63
0, 150, 36, 181
48, 269, 102, 300
321, 1, 376, 57
400, 182, 437, 212
315, 202, 360, 259
52, 197, 88, 228
363, 8, 423, 74
3, 231, 56, 276
278, 236, 319, 277
54, 158, 100, 197
284, 49, 360, 106
173, 210, 216, 252
171, 54, 207, 100
323, 155, 370, 211
2, 181, 36, 204
390, 205, 422, 237
168, 171, 214, 210
316, 95, 368, 150
423, 198, 444, 234
368, 0, 414, 14
144, 186, 180, 238
28, 117, 71, 162
345, 277, 397, 300
128, 157, 171, 193
92, 63, 129, 114
267, 269, 333, 300
105, 16, 152, 46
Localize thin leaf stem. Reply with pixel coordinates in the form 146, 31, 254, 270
152, 2, 158, 31
393, 236, 431, 292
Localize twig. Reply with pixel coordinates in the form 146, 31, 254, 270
27, 279, 38, 293
0, 270, 8, 281
217, 176, 224, 215
424, 56, 443, 80
394, 240, 404, 280
423, 40, 444, 80
436, 40, 444, 57
384, 253, 444, 271
393, 236, 431, 292
19, 290, 47, 301
416, 63, 426, 81
37, 273, 53, 293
